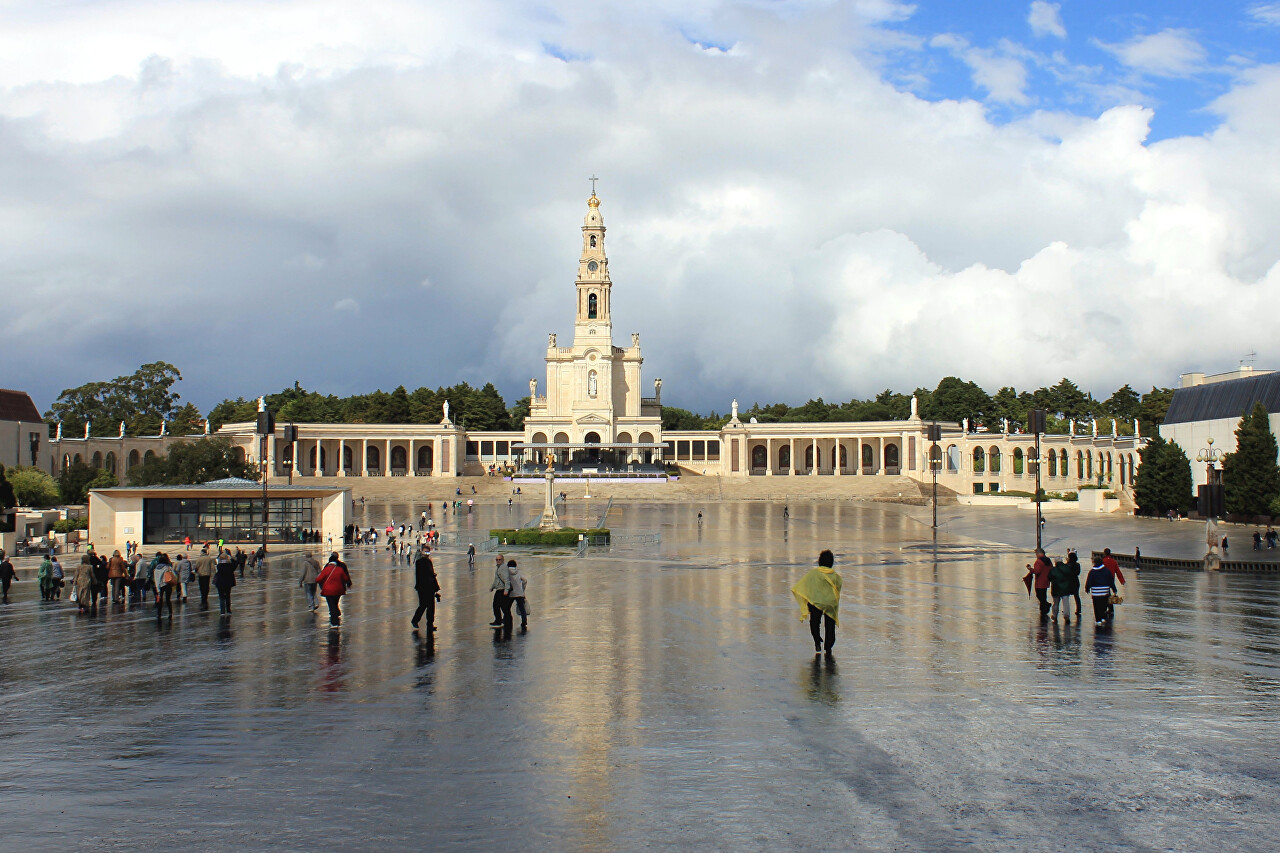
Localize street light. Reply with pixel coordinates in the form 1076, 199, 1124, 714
256, 401, 276, 555
927, 422, 942, 540
281, 424, 298, 485
1196, 436, 1226, 518
1029, 409, 1047, 551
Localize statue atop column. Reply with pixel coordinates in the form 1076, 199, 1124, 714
548, 333, 557, 348
1002, 417, 1009, 434
1112, 418, 1118, 438
631, 333, 640, 347
1091, 419, 1098, 438
442, 400, 451, 424
910, 395, 918, 419
529, 378, 537, 398
204, 419, 210, 435
731, 399, 739, 421
84, 422, 91, 439
1135, 419, 1141, 438
654, 378, 662, 404
962, 417, 969, 433
119, 421, 125, 438
55, 423, 62, 441
1069, 418, 1075, 436
159, 421, 166, 437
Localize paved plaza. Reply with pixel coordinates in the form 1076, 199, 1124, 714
2, 499, 1279, 851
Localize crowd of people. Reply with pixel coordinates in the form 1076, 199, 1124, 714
1025, 547, 1129, 626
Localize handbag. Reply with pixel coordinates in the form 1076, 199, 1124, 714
69, 588, 78, 603
1109, 591, 1123, 604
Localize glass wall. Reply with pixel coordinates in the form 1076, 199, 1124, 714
143, 497, 316, 544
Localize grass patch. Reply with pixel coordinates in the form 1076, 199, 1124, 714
490, 528, 609, 546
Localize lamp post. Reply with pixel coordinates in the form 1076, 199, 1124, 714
1195, 437, 1226, 519
1029, 409, 1047, 551
282, 424, 298, 485
927, 422, 942, 540
256, 400, 275, 555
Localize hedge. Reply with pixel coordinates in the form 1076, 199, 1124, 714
490, 528, 610, 547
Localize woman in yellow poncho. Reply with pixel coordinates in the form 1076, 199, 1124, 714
792, 549, 842, 654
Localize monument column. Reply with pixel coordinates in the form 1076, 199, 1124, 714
292, 439, 299, 477
386, 439, 391, 476
409, 439, 416, 476
789, 439, 796, 476
337, 439, 346, 477
834, 438, 842, 476
314, 439, 323, 476
810, 437, 818, 475
766, 438, 773, 475
854, 439, 861, 475
361, 439, 368, 476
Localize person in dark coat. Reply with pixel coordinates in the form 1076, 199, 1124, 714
1085, 556, 1117, 626
0, 550, 17, 603
411, 546, 441, 631
1027, 549, 1052, 619
89, 548, 109, 610
1048, 555, 1077, 623
213, 549, 237, 617
1064, 550, 1083, 615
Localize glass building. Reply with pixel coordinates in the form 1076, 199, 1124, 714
143, 496, 316, 545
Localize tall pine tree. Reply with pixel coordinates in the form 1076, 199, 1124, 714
1222, 403, 1280, 517
1133, 435, 1193, 515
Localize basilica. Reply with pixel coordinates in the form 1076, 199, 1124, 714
48, 191, 1146, 500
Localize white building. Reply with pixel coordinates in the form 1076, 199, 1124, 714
1160, 366, 1280, 488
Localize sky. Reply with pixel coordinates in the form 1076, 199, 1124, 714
1, 0, 1278, 417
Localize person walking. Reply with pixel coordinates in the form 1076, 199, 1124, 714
214, 549, 237, 617
49, 556, 64, 599
89, 548, 109, 611
106, 549, 128, 603
1086, 556, 1117, 626
155, 554, 178, 620
316, 553, 352, 628
1027, 548, 1053, 619
1064, 550, 1083, 615
184, 535, 192, 552
411, 546, 441, 631
38, 554, 53, 601
299, 552, 321, 611
467, 543, 475, 570
73, 553, 95, 613
1101, 548, 1127, 588
0, 550, 16, 603
1049, 554, 1077, 623
791, 550, 842, 655
507, 559, 528, 631
192, 547, 215, 608
175, 551, 193, 603
489, 558, 512, 630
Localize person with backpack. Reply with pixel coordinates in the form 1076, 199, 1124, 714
316, 552, 352, 628
155, 553, 178, 620
507, 560, 528, 631
791, 550, 842, 655
1048, 553, 1079, 624
214, 549, 237, 616
1086, 556, 1118, 626
106, 550, 128, 604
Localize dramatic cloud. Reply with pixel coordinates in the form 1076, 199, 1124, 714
1028, 2, 1066, 39
1098, 29, 1208, 78
0, 1, 1278, 417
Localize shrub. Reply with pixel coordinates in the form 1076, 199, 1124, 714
52, 518, 89, 533
489, 528, 609, 546
4, 466, 60, 507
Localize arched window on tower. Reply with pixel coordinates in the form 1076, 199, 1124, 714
588, 293, 598, 319
590, 235, 597, 248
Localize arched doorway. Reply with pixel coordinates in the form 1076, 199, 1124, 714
310, 445, 327, 472
779, 444, 791, 472
128, 449, 140, 470
1013, 447, 1024, 474
988, 446, 1001, 474
639, 431, 655, 465
752, 445, 767, 470
1076, 450, 1084, 479
391, 445, 407, 472
616, 432, 633, 464
417, 444, 434, 473
838, 443, 848, 470
1048, 451, 1058, 477
884, 443, 899, 472
342, 445, 353, 474
365, 445, 379, 473
582, 431, 601, 464
972, 447, 985, 474
104, 451, 116, 475
554, 432, 570, 466
144, 450, 156, 464
804, 444, 821, 472
945, 445, 959, 472
91, 451, 102, 469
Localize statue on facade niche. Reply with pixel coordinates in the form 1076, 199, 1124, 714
442, 400, 450, 423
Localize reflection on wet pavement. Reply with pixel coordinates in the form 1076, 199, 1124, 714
2, 500, 1278, 851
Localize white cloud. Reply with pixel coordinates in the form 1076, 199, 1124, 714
931, 34, 1030, 105
1098, 29, 1207, 78
0, 2, 1277, 414
1249, 4, 1280, 26
1028, 2, 1066, 39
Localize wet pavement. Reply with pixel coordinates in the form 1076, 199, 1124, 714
2, 500, 1279, 851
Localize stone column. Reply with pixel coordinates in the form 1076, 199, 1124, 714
338, 439, 346, 477
314, 439, 324, 476
409, 438, 416, 476
386, 439, 392, 476
766, 438, 773, 476
810, 437, 818, 475
789, 439, 796, 476
292, 440, 299, 478
361, 439, 368, 476
834, 438, 842, 476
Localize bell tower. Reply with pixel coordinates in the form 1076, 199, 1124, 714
574, 187, 612, 344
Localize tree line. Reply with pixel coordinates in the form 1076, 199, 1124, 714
662, 377, 1173, 435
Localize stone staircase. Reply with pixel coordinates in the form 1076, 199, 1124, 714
275, 472, 930, 503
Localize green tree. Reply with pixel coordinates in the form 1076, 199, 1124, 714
1104, 384, 1141, 420
5, 466, 60, 507
1047, 378, 1093, 419
1138, 386, 1174, 434
170, 402, 206, 435
661, 406, 706, 431
45, 362, 184, 437
0, 463, 17, 511
59, 460, 108, 504
206, 397, 259, 432
1133, 435, 1193, 516
507, 396, 530, 431
1221, 403, 1280, 517
925, 377, 993, 426
127, 437, 256, 486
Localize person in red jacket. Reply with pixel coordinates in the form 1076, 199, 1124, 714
316, 553, 352, 629
1027, 548, 1053, 619
1101, 548, 1127, 585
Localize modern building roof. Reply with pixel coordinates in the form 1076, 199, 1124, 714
0, 389, 42, 423
1164, 371, 1280, 426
